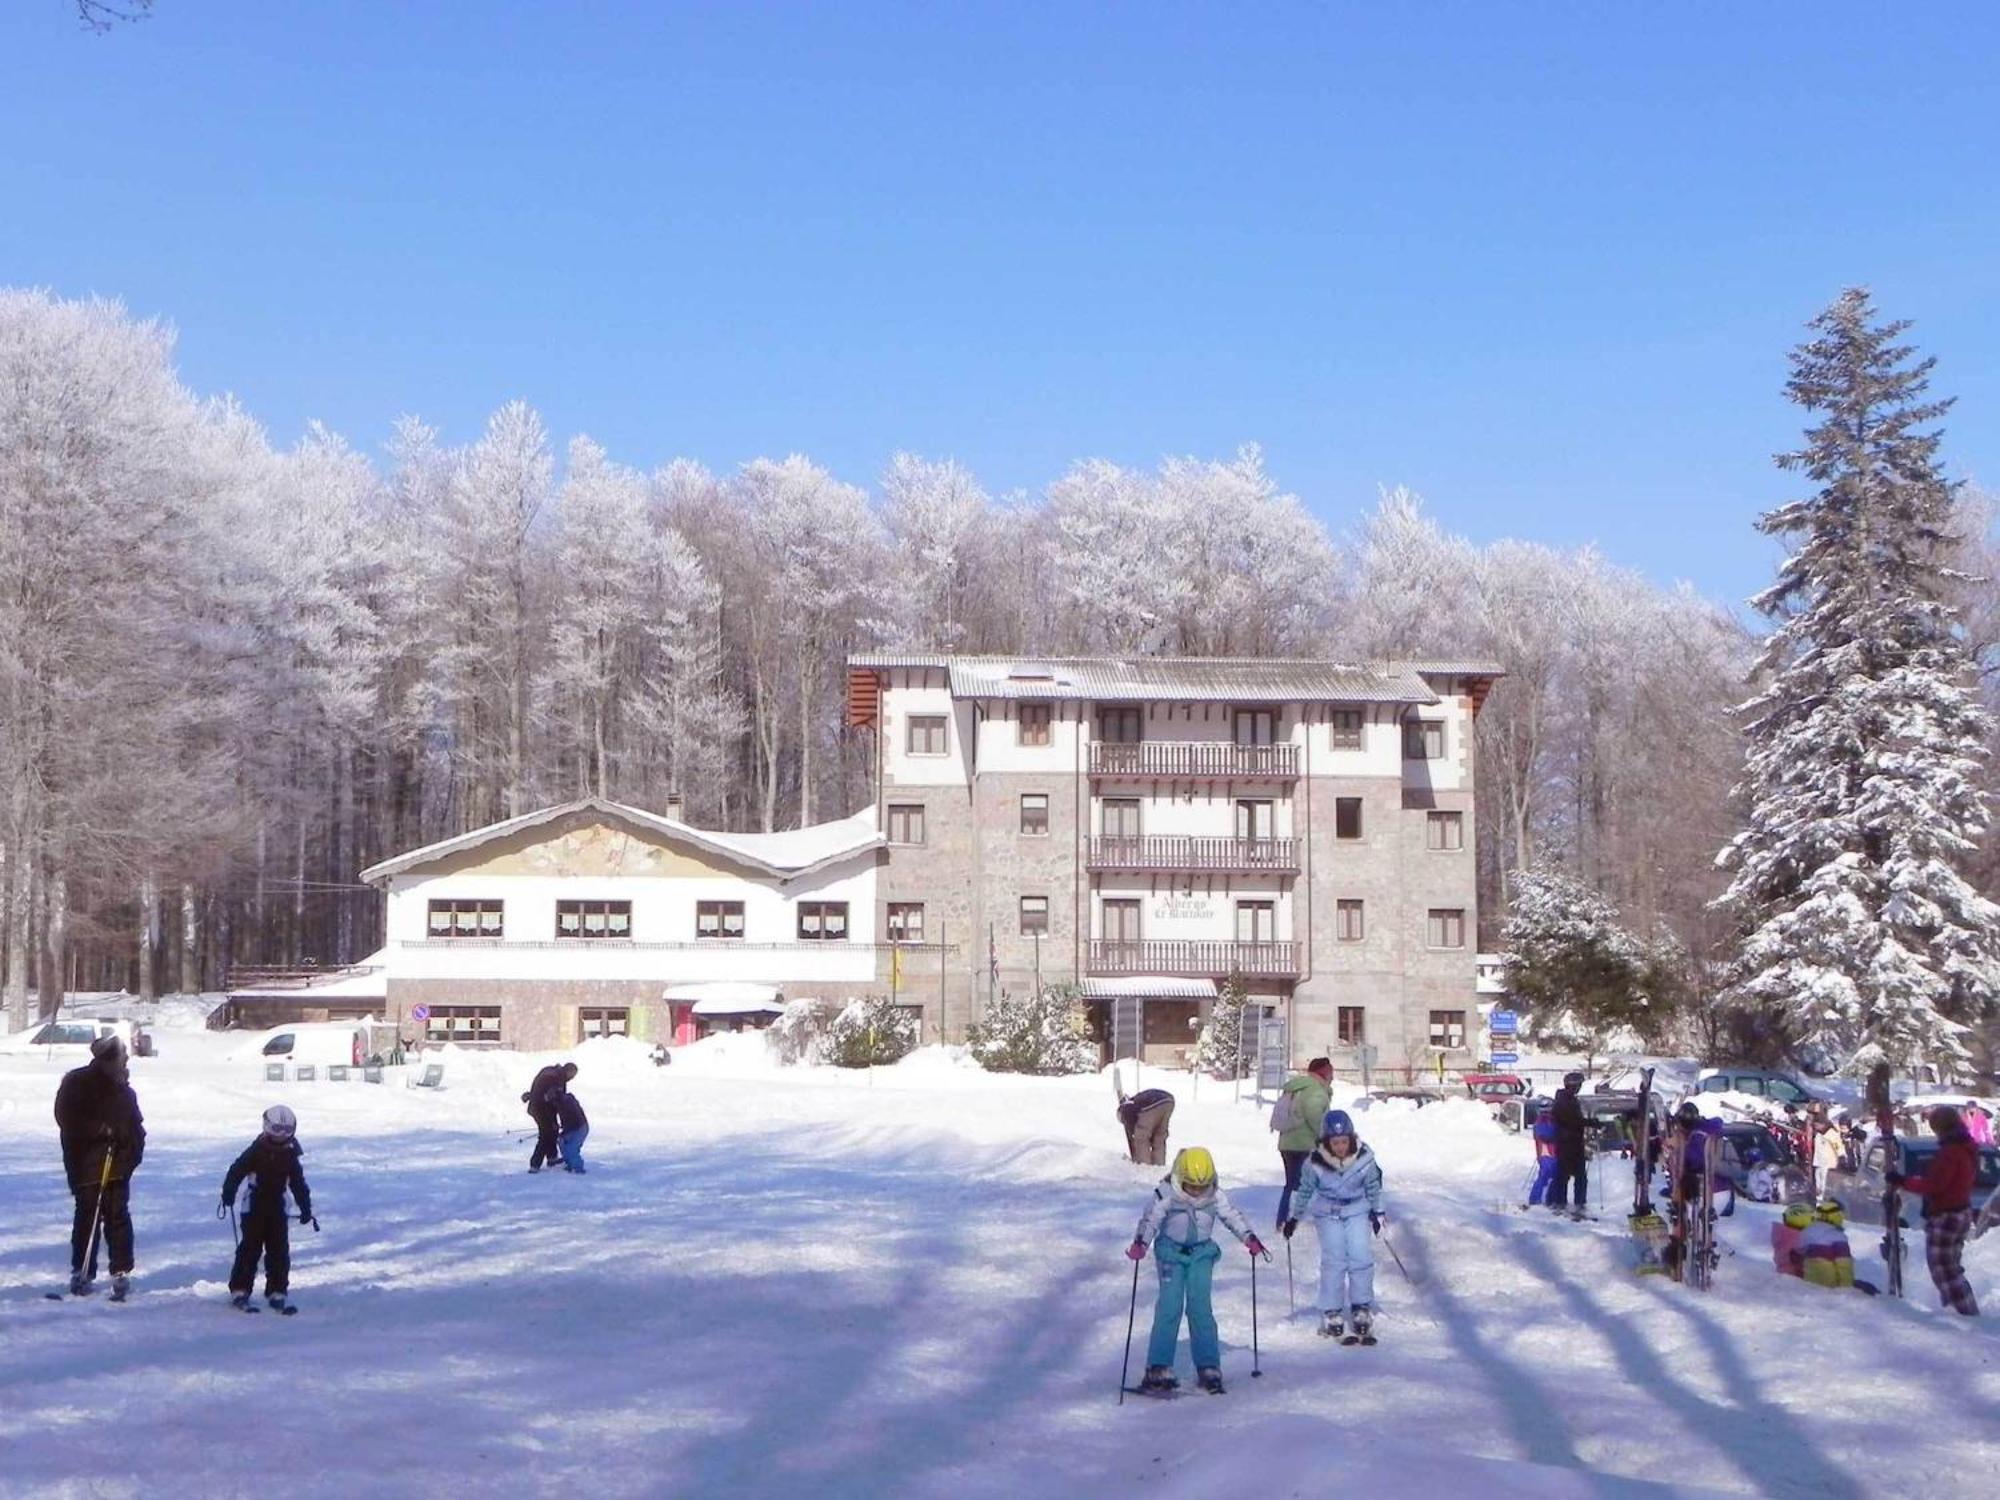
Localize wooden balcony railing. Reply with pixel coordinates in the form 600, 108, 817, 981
1088, 741, 1299, 779
1085, 939, 1300, 978
1086, 835, 1298, 873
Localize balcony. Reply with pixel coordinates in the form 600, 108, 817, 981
1088, 741, 1298, 780
1086, 835, 1299, 874
1086, 939, 1300, 978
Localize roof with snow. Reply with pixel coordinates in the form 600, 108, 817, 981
359, 798, 883, 885
846, 653, 1503, 705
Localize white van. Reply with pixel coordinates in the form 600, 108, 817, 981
234, 1022, 371, 1068
0, 1016, 154, 1058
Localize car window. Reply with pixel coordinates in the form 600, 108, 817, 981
1769, 1080, 1809, 1104
60, 1024, 96, 1045
261, 1034, 295, 1057
1977, 1151, 2000, 1189
1735, 1077, 1764, 1095
1697, 1076, 1722, 1094
31, 1023, 62, 1044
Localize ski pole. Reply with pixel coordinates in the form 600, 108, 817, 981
1117, 1253, 1141, 1406
1285, 1236, 1295, 1315
1382, 1230, 1414, 1285
1250, 1246, 1263, 1379
80, 1149, 114, 1283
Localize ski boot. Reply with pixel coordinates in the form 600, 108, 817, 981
1135, 1365, 1178, 1397
109, 1274, 130, 1303
67, 1271, 92, 1298
1350, 1305, 1376, 1346
1196, 1367, 1225, 1395
528, 1165, 542, 1174
230, 1292, 256, 1312
267, 1293, 290, 1314
1318, 1310, 1343, 1339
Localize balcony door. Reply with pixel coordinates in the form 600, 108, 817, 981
1102, 899, 1142, 943
1098, 706, 1144, 745
1233, 708, 1276, 747
1235, 899, 1276, 943
1234, 799, 1274, 840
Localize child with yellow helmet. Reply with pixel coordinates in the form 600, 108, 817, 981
1797, 1197, 1856, 1289
1126, 1146, 1268, 1395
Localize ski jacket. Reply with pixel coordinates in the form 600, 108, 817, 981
54, 1059, 146, 1190
1276, 1073, 1332, 1153
223, 1135, 312, 1219
1291, 1142, 1383, 1223
1134, 1178, 1253, 1251
1550, 1089, 1586, 1150
1797, 1220, 1854, 1288
1532, 1115, 1558, 1159
1903, 1130, 1978, 1216
1965, 1110, 1994, 1148
525, 1065, 568, 1116
1812, 1127, 1844, 1173
1680, 1119, 1723, 1176
1118, 1088, 1174, 1129
555, 1091, 588, 1135
1770, 1221, 1803, 1277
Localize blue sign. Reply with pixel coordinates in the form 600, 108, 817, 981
1490, 1051, 1519, 1066
1490, 1010, 1518, 1032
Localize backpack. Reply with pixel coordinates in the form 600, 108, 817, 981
1269, 1090, 1297, 1134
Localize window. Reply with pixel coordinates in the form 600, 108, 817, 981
886, 902, 925, 944
887, 804, 926, 845
426, 1005, 502, 1045
907, 714, 949, 756
697, 900, 746, 940
1429, 1009, 1467, 1050
579, 1008, 628, 1040
1334, 798, 1363, 840
1018, 703, 1052, 747
1235, 900, 1276, 942
427, 898, 502, 939
1235, 799, 1274, 840
1404, 718, 1445, 760
1101, 798, 1142, 837
1234, 708, 1276, 747
1019, 793, 1049, 836
1426, 811, 1464, 851
1101, 898, 1142, 942
1329, 710, 1364, 750
1020, 895, 1050, 935
797, 901, 850, 940
1098, 706, 1143, 744
1337, 1006, 1367, 1045
1427, 908, 1467, 949
556, 899, 632, 939
1336, 899, 1364, 942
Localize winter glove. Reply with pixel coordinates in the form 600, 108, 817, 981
1245, 1236, 1269, 1260
299, 1208, 314, 1224
1125, 1240, 1147, 1262
1369, 1212, 1384, 1236
1281, 1219, 1297, 1240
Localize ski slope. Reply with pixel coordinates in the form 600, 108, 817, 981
1, 1033, 1995, 1500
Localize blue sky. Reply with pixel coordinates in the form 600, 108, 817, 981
4, 2, 1996, 612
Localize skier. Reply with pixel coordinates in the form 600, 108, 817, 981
1548, 1072, 1588, 1216
1796, 1197, 1856, 1290
1888, 1105, 1981, 1316
522, 1061, 575, 1173
555, 1085, 589, 1174
220, 1105, 314, 1312
1116, 1085, 1175, 1167
52, 1035, 146, 1298
1125, 1146, 1267, 1394
1281, 1109, 1385, 1343
1673, 1102, 1733, 1216
1524, 1108, 1559, 1208
1273, 1056, 1333, 1226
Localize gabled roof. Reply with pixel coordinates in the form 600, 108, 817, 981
846, 653, 1503, 705
359, 798, 882, 885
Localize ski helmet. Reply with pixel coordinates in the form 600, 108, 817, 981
1563, 1071, 1584, 1090
1321, 1109, 1356, 1142
1173, 1147, 1217, 1193
1781, 1201, 1814, 1231
262, 1105, 297, 1141
1675, 1102, 1702, 1126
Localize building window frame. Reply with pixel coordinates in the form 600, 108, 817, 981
1233, 708, 1276, 747
1337, 1006, 1367, 1046
1426, 908, 1467, 949
1334, 797, 1363, 841
906, 714, 950, 757
1426, 810, 1464, 851
1018, 703, 1052, 747
555, 899, 632, 940
425, 1004, 502, 1045
578, 1007, 629, 1041
696, 900, 747, 940
886, 902, 926, 944
887, 804, 926, 845
1235, 899, 1276, 942
1097, 705, 1143, 745
1404, 717, 1446, 761
1429, 1009, 1468, 1050
1019, 895, 1050, 935
1335, 899, 1364, 943
797, 901, 850, 941
1329, 709, 1364, 751
1019, 793, 1050, 837
427, 898, 503, 939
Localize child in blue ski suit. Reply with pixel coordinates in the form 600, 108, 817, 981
1526, 1110, 1558, 1207
1282, 1109, 1385, 1341
1125, 1146, 1268, 1394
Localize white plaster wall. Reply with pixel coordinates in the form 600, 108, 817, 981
1314, 703, 1404, 777
974, 699, 1085, 775
1092, 880, 1295, 941
1093, 788, 1297, 839
880, 671, 971, 788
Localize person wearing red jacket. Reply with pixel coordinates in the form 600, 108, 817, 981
1888, 1106, 1981, 1316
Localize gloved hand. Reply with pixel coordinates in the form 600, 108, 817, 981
1369, 1212, 1384, 1236
1883, 1171, 1904, 1188
1281, 1219, 1297, 1240
1245, 1236, 1268, 1259
520, 1091, 531, 1104
1125, 1240, 1147, 1262
299, 1209, 314, 1224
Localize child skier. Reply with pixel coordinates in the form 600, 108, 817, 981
1125, 1147, 1267, 1395
555, 1086, 589, 1174
1525, 1108, 1558, 1208
1282, 1109, 1385, 1343
220, 1105, 313, 1313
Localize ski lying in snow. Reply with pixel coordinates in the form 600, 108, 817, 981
1122, 1385, 1179, 1401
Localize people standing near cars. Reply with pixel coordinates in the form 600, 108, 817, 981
1273, 1057, 1333, 1226
1116, 1084, 1175, 1166
522, 1061, 575, 1173
1548, 1072, 1589, 1217
53, 1035, 146, 1298
1283, 1109, 1385, 1343
1889, 1105, 1981, 1316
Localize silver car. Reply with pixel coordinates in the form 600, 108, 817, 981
1826, 1136, 2000, 1227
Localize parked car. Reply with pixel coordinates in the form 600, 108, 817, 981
0, 1016, 153, 1058
227, 1021, 370, 1068
1826, 1136, 2000, 1227
1694, 1068, 1828, 1108
1464, 1072, 1528, 1100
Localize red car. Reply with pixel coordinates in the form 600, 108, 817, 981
1464, 1073, 1529, 1100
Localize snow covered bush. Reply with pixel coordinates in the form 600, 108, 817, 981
823, 996, 920, 1068
1191, 976, 1250, 1078
769, 998, 840, 1066
1503, 867, 1681, 1064
966, 984, 1097, 1075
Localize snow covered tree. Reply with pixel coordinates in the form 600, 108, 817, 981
1191, 974, 1251, 1078
823, 995, 920, 1068
1717, 289, 2000, 1078
1503, 867, 1678, 1062
966, 983, 1097, 1075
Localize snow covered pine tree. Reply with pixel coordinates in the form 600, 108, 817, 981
1717, 288, 2000, 1081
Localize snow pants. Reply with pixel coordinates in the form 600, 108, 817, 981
528, 1105, 560, 1170
1527, 1156, 1557, 1206
70, 1178, 134, 1279
1549, 1145, 1588, 1210
559, 1124, 589, 1174
1126, 1100, 1173, 1166
1276, 1149, 1309, 1225
1310, 1208, 1374, 1312
1923, 1210, 1979, 1316
1146, 1238, 1221, 1371
229, 1208, 292, 1297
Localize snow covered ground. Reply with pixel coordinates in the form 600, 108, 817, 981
2, 1035, 1996, 1500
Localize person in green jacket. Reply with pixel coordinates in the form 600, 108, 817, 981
1274, 1057, 1334, 1227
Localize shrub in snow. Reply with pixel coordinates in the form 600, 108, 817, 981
823, 996, 919, 1068
966, 984, 1097, 1075
769, 998, 840, 1066
1191, 976, 1251, 1078
1503, 867, 1681, 1065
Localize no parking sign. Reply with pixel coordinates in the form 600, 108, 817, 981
410, 1004, 430, 1022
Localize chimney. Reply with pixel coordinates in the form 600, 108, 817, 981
664, 792, 685, 822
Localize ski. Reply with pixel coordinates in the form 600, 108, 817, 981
1691, 1132, 1720, 1292
1664, 1121, 1689, 1283
1122, 1385, 1178, 1401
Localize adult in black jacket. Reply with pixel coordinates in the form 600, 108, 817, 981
522, 1061, 576, 1173
1548, 1072, 1589, 1214
221, 1105, 314, 1310
53, 1035, 146, 1295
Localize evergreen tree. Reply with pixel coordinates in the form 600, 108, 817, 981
1717, 289, 2000, 1077
1502, 868, 1677, 1062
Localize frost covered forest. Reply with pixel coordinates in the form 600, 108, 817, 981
3, 285, 1998, 1053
